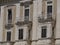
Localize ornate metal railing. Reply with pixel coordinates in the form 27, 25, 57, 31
15, 21, 32, 26
15, 18, 32, 26
38, 15, 54, 23
5, 23, 14, 29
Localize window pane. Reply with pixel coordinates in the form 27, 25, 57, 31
25, 9, 29, 16
41, 26, 47, 38
7, 31, 11, 41
8, 9, 12, 20
18, 29, 23, 40
25, 9, 29, 21
47, 6, 52, 15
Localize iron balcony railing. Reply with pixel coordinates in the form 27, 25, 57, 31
15, 18, 32, 26
5, 24, 14, 29
38, 15, 54, 23
5, 20, 14, 29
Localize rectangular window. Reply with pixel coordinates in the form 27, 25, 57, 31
24, 4, 29, 21
7, 31, 11, 41
41, 26, 47, 38
47, 5, 52, 15
8, 9, 12, 20
25, 9, 29, 16
8, 9, 12, 23
18, 29, 23, 40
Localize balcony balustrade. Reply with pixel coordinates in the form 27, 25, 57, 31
38, 15, 54, 23
5, 20, 14, 29
5, 23, 14, 29
15, 18, 32, 26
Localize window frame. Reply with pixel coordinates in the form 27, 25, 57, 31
41, 26, 47, 38
18, 29, 23, 40
47, 5, 52, 15
6, 6, 15, 24
24, 4, 30, 21
8, 9, 12, 23
8, 9, 12, 20
6, 31, 11, 41
47, 0, 52, 17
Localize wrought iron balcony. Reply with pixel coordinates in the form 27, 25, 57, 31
5, 23, 14, 29
38, 15, 54, 23
15, 21, 32, 26
15, 18, 32, 26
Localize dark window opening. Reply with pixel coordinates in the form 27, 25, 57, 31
41, 26, 47, 38
25, 9, 29, 21
18, 29, 23, 40
8, 9, 12, 20
25, 9, 29, 16
7, 31, 11, 41
47, 5, 52, 15
8, 9, 12, 23
28, 30, 31, 39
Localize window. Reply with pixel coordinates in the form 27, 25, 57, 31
25, 9, 29, 16
18, 29, 23, 40
8, 9, 12, 23
25, 9, 29, 21
24, 5, 29, 21
47, 0, 52, 18
28, 30, 31, 39
41, 26, 47, 38
8, 9, 12, 20
47, 5, 52, 15
7, 31, 11, 41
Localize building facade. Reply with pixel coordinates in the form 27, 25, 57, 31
0, 0, 60, 45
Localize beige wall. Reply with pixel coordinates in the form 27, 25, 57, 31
0, 0, 60, 45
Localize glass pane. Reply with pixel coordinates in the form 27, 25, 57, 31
8, 9, 12, 20
41, 26, 47, 38
47, 5, 52, 15
18, 29, 23, 40
25, 9, 29, 21
7, 31, 11, 41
